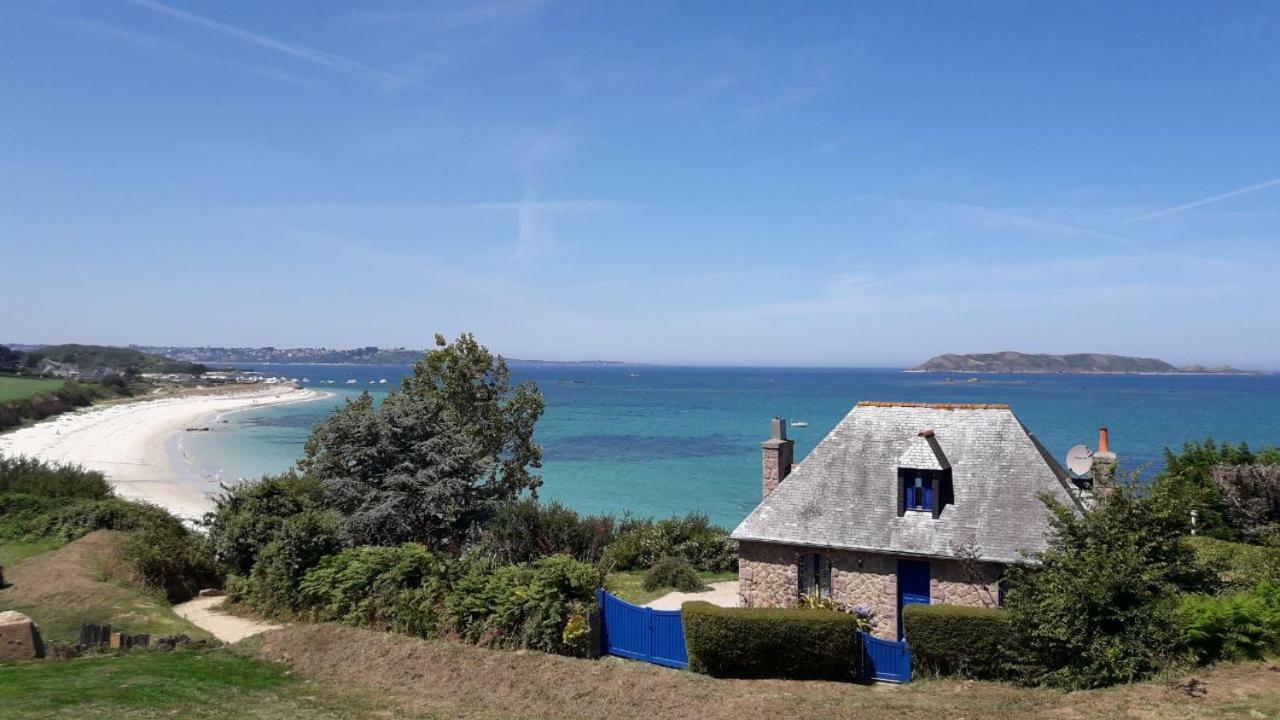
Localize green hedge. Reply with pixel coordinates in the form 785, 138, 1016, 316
903, 604, 1013, 679
1187, 536, 1280, 589
683, 602, 862, 680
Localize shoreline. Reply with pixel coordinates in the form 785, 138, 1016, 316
0, 384, 330, 522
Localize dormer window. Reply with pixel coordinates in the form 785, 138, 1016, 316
897, 429, 953, 519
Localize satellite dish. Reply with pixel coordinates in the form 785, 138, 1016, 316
1066, 444, 1094, 478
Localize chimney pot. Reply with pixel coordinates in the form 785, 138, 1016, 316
1098, 427, 1110, 454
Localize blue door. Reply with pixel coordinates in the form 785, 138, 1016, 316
897, 560, 930, 639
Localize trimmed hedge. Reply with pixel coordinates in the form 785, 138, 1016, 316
683, 602, 862, 680
903, 604, 1013, 680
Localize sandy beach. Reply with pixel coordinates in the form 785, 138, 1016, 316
0, 385, 328, 521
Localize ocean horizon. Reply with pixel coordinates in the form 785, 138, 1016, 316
180, 363, 1280, 529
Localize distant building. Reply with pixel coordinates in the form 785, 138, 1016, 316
732, 402, 1094, 639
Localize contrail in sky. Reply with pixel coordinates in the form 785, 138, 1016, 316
127, 0, 406, 86
1124, 177, 1280, 223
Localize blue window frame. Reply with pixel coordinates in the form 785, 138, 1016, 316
903, 473, 933, 511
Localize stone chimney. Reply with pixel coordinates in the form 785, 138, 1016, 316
762, 417, 794, 498
1092, 426, 1117, 493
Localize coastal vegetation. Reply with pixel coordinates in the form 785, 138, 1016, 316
910, 351, 1253, 374
208, 333, 733, 657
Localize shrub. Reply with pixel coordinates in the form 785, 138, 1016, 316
1006, 480, 1218, 688
683, 602, 862, 680
903, 604, 1012, 679
0, 455, 111, 499
1187, 536, 1280, 589
36, 497, 177, 539
601, 514, 736, 573
121, 520, 222, 602
445, 554, 602, 654
478, 499, 617, 564
642, 557, 704, 592
297, 544, 455, 636
1178, 583, 1280, 664
243, 509, 344, 616
205, 472, 329, 575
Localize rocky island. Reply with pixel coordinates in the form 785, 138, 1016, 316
909, 351, 1255, 374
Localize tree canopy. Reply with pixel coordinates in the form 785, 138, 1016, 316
295, 333, 544, 549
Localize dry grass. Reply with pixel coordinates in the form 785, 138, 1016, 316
255, 623, 1280, 720
0, 530, 211, 642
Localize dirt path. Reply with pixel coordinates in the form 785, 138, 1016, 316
172, 596, 282, 643
645, 580, 739, 610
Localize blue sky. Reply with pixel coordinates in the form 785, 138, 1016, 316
2, 1, 1278, 367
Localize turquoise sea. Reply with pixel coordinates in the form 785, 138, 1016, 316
182, 364, 1280, 528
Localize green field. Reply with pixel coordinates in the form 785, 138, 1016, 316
0, 376, 63, 403
0, 650, 401, 720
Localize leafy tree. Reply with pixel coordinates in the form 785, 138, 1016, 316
1005, 477, 1217, 688
0, 345, 21, 372
401, 333, 545, 502
299, 389, 486, 548
1148, 439, 1280, 540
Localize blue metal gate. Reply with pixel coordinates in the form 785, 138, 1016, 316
860, 632, 912, 683
597, 589, 688, 669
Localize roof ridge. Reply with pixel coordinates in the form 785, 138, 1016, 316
856, 401, 1010, 410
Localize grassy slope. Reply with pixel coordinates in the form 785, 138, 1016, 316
0, 530, 210, 642
606, 570, 737, 605
256, 624, 1280, 720
0, 376, 63, 403
0, 650, 406, 720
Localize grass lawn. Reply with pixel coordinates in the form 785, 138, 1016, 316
605, 570, 737, 605
0, 537, 66, 568
0, 375, 63, 403
0, 650, 406, 719
0, 530, 211, 642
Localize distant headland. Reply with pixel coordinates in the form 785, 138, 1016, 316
908, 351, 1259, 375
124, 345, 638, 367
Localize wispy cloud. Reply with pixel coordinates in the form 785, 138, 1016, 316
861, 195, 1139, 248
1123, 177, 1280, 223
344, 0, 549, 30
126, 0, 408, 87
63, 16, 319, 88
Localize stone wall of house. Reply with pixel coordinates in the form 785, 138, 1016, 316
737, 541, 1003, 640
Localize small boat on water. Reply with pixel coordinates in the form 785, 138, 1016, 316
790, 420, 809, 428
379, 378, 387, 384
345, 379, 357, 384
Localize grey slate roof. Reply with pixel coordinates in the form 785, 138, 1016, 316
731, 402, 1083, 565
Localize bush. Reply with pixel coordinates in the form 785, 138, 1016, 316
1005, 480, 1217, 689
683, 602, 862, 680
1178, 583, 1280, 664
601, 514, 736, 573
642, 557, 704, 592
297, 544, 455, 636
242, 509, 344, 616
1187, 536, 1280, 589
903, 604, 1012, 679
478, 499, 617, 564
0, 455, 111, 499
206, 472, 329, 575
121, 520, 222, 602
445, 554, 602, 655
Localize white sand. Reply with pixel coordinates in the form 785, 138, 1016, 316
645, 581, 740, 611
0, 385, 327, 522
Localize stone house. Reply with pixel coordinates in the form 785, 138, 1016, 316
731, 402, 1094, 640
